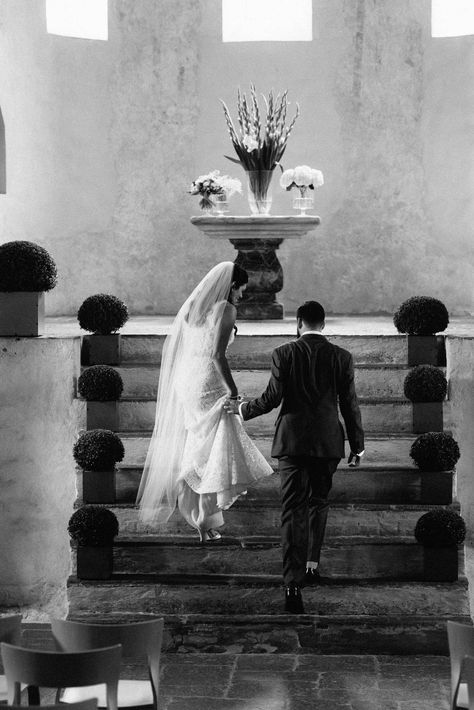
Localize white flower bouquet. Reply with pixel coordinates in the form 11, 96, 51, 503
189, 170, 242, 210
280, 165, 324, 197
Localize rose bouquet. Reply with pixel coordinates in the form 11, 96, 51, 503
280, 165, 324, 197
221, 85, 299, 213
189, 170, 242, 210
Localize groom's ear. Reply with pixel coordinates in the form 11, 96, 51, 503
296, 317, 303, 331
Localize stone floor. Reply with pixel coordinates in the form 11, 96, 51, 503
42, 314, 474, 337
33, 653, 451, 710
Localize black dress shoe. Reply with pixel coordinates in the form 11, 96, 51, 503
305, 568, 321, 585
284, 585, 305, 614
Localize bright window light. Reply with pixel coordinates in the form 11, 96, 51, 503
222, 0, 312, 42
432, 0, 474, 37
46, 0, 108, 41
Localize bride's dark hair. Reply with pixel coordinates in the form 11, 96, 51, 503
229, 263, 248, 300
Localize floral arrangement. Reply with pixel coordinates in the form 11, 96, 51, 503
221, 85, 299, 172
280, 165, 324, 197
189, 170, 242, 210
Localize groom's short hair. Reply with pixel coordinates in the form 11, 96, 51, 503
297, 301, 325, 326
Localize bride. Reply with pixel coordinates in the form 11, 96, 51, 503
137, 261, 273, 541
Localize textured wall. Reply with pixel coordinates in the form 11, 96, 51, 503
0, 337, 81, 619
0, 0, 473, 315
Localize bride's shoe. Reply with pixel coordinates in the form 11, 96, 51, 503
198, 528, 222, 543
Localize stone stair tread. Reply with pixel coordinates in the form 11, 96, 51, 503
77, 500, 460, 511
112, 534, 418, 547
115, 395, 418, 404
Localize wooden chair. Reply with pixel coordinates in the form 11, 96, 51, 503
0, 643, 121, 710
0, 615, 22, 702
51, 617, 164, 709
447, 620, 474, 709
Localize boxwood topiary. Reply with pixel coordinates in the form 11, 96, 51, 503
410, 432, 460, 471
393, 296, 449, 335
78, 294, 129, 334
68, 505, 119, 547
73, 429, 125, 471
414, 509, 466, 548
403, 365, 448, 402
0, 240, 57, 292
78, 366, 123, 402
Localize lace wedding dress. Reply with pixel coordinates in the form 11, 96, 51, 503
136, 262, 273, 534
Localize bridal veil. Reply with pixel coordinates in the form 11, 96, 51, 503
136, 261, 235, 524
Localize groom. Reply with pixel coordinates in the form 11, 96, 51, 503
231, 301, 365, 613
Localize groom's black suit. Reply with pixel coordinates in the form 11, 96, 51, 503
240, 333, 364, 586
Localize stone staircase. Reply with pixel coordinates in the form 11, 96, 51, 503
68, 329, 470, 654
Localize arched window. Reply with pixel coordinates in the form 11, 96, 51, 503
432, 0, 474, 37
46, 0, 108, 41
222, 0, 312, 42
0, 107, 5, 195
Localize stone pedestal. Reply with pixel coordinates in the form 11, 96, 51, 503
190, 216, 320, 319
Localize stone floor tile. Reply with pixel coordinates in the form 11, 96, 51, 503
319, 671, 379, 691
227, 672, 314, 700
297, 655, 378, 672
235, 654, 296, 671
164, 698, 287, 710
377, 677, 446, 701
399, 701, 449, 710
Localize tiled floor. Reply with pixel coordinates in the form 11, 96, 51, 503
145, 653, 450, 710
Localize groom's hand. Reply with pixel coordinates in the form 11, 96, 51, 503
224, 398, 241, 415
348, 451, 364, 467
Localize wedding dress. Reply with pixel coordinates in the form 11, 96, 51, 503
136, 262, 273, 534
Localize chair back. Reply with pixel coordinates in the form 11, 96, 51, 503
51, 617, 164, 708
1, 643, 121, 710
7, 702, 98, 710
0, 616, 21, 646
447, 620, 474, 709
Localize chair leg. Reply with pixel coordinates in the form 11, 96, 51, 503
27, 685, 40, 705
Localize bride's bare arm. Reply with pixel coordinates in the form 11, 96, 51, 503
212, 304, 239, 397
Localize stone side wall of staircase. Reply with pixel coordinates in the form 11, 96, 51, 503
68, 332, 470, 654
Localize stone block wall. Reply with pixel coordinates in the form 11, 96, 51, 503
0, 337, 82, 619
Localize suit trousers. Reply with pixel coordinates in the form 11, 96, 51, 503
278, 455, 340, 587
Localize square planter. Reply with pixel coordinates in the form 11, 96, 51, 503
419, 470, 454, 505
82, 469, 116, 503
407, 335, 446, 366
81, 334, 121, 365
422, 545, 458, 582
412, 401, 444, 434
0, 292, 45, 336
86, 401, 120, 430
76, 545, 113, 580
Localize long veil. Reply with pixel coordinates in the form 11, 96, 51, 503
136, 261, 235, 524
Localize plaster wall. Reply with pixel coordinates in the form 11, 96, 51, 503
0, 0, 473, 315
0, 337, 81, 619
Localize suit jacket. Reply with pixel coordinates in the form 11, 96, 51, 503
240, 333, 365, 459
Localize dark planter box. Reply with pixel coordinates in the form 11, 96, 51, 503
0, 292, 45, 336
422, 546, 458, 582
81, 334, 121, 365
412, 401, 444, 434
82, 469, 116, 503
86, 401, 120, 430
407, 335, 446, 366
419, 470, 454, 505
76, 545, 113, 580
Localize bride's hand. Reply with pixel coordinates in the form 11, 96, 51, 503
224, 397, 241, 415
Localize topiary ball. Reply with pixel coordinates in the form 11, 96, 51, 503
73, 429, 124, 471
0, 240, 58, 292
68, 505, 119, 547
414, 509, 466, 548
78, 294, 129, 335
404, 365, 448, 403
393, 296, 449, 335
410, 432, 460, 471
78, 366, 123, 402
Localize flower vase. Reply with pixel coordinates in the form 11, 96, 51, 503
293, 186, 314, 216
246, 170, 273, 216
213, 192, 229, 216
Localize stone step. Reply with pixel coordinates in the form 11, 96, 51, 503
119, 432, 419, 467
107, 398, 447, 434
119, 334, 416, 366
105, 364, 424, 400
79, 461, 453, 506
67, 581, 469, 655
71, 535, 464, 580
105, 501, 458, 538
